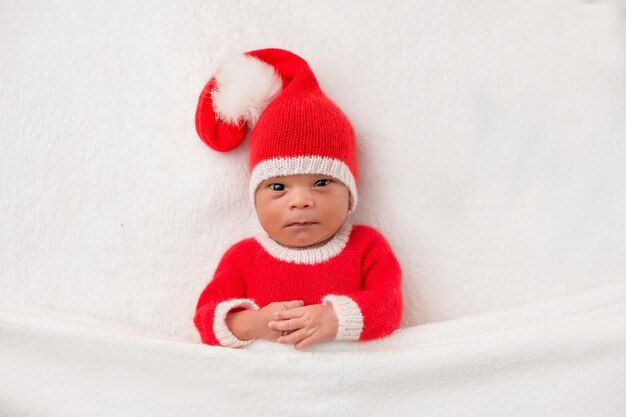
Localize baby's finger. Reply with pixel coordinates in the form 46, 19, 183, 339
275, 307, 305, 320
283, 300, 305, 309
277, 327, 310, 345
269, 317, 306, 332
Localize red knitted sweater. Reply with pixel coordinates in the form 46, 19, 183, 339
193, 222, 403, 348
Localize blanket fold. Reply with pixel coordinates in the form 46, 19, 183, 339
1, 282, 625, 417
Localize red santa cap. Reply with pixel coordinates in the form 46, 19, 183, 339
195, 48, 358, 213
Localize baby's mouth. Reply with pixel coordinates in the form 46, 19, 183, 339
287, 222, 318, 228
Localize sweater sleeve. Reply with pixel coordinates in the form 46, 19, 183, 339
321, 230, 403, 341
193, 242, 260, 348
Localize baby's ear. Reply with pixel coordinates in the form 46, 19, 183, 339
347, 192, 356, 213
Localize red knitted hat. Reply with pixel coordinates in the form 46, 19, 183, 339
195, 48, 358, 213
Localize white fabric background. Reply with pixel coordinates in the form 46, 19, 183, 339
1, 0, 625, 344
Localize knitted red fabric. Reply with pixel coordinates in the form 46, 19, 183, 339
194, 224, 403, 347
195, 48, 359, 211
246, 49, 358, 181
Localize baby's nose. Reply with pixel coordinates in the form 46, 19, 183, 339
289, 189, 314, 209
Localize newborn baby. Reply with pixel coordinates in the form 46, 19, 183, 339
193, 48, 403, 350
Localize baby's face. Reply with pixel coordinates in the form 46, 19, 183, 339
255, 174, 351, 248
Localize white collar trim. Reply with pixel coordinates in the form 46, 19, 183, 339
254, 222, 354, 265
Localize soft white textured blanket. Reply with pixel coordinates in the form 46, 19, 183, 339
2, 282, 625, 416
2, 1, 626, 415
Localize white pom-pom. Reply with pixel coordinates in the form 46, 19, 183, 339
211, 54, 283, 126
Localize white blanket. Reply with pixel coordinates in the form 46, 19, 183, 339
2, 282, 625, 416
1, 1, 626, 415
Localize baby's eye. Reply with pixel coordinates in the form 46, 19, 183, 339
269, 183, 285, 191
314, 179, 331, 187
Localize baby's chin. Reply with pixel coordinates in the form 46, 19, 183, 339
270, 233, 333, 249
272, 238, 321, 249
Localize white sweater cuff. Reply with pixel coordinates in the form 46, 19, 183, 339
213, 298, 260, 348
322, 295, 363, 340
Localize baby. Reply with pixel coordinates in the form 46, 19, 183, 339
193, 48, 403, 350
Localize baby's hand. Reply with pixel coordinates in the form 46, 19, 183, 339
268, 304, 339, 350
256, 300, 305, 342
